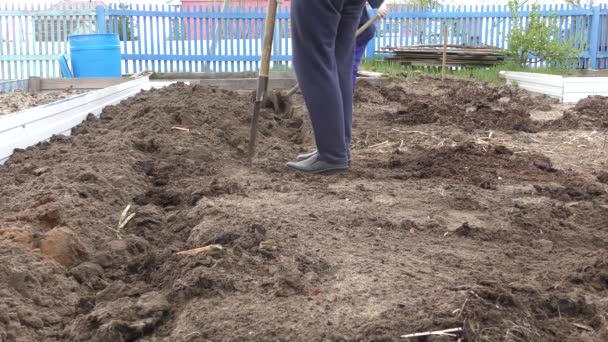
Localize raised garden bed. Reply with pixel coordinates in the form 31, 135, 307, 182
502, 71, 608, 103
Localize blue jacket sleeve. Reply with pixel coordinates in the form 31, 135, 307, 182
367, 0, 384, 9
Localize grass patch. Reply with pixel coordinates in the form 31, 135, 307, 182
358, 60, 410, 79
360, 59, 578, 83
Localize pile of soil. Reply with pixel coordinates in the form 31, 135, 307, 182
383, 143, 558, 189
356, 77, 558, 132
575, 96, 608, 119
0, 89, 83, 115
0, 83, 306, 342
544, 96, 608, 129
357, 77, 608, 133
1, 78, 607, 342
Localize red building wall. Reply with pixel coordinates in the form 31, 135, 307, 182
182, 0, 290, 7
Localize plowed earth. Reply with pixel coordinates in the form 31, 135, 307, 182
1, 76, 607, 342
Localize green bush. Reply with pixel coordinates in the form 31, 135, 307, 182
507, 0, 581, 68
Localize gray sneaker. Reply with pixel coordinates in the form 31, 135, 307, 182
296, 150, 318, 161
286, 154, 349, 174
296, 150, 351, 166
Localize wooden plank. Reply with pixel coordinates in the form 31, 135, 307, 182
357, 70, 384, 77
192, 77, 295, 90
40, 78, 128, 90
161, 76, 387, 91
0, 79, 29, 93
151, 71, 294, 79
28, 76, 41, 92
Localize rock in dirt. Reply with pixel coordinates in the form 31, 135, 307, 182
136, 291, 170, 316
596, 171, 608, 184
533, 158, 557, 172
270, 257, 307, 297
569, 256, 608, 291
534, 182, 605, 201
70, 262, 107, 290
91, 236, 152, 270
188, 221, 266, 252
32, 166, 50, 176
259, 239, 279, 252
67, 291, 169, 342
497, 96, 511, 104
169, 266, 237, 302
17, 311, 44, 329
39, 227, 88, 267
202, 231, 241, 247
533, 239, 554, 253
95, 280, 149, 303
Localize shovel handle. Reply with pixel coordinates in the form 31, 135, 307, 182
259, 0, 278, 78
356, 12, 382, 37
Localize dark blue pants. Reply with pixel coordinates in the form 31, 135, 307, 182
352, 42, 369, 90
291, 0, 367, 164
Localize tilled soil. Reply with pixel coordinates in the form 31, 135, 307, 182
0, 89, 83, 115
363, 76, 606, 132
1, 77, 608, 342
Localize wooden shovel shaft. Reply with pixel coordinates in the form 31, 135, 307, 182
442, 24, 448, 81
258, 0, 278, 79
248, 0, 278, 164
356, 12, 382, 37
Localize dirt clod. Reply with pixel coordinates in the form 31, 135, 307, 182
39, 227, 88, 267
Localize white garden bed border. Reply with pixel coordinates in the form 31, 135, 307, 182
501, 71, 608, 104
0, 76, 174, 164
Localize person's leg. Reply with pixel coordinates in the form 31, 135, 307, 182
290, 0, 347, 165
296, 23, 368, 164
352, 42, 368, 90
335, 0, 367, 152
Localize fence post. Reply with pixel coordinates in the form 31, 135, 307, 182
589, 5, 600, 69
365, 9, 377, 60
96, 5, 107, 34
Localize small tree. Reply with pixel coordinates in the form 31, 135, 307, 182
411, 0, 443, 7
508, 0, 580, 67
115, 3, 137, 41
563, 0, 595, 6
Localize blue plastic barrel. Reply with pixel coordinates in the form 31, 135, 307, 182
68, 34, 121, 78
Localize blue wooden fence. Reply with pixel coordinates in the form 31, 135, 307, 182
1, 3, 607, 80
103, 3, 292, 74
0, 2, 97, 80
369, 4, 608, 69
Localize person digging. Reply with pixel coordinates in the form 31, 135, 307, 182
287, 0, 389, 174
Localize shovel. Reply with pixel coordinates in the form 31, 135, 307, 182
266, 12, 383, 114
247, 0, 279, 164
